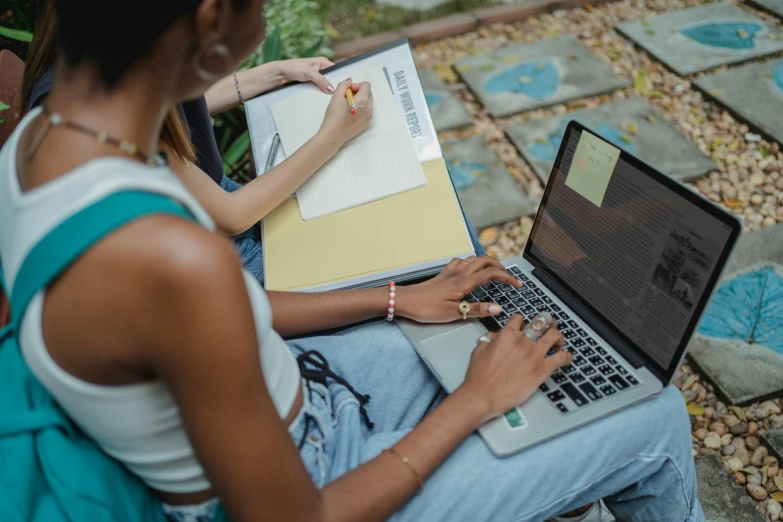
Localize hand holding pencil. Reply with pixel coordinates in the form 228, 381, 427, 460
319, 78, 374, 146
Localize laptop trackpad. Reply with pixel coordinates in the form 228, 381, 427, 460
421, 324, 485, 392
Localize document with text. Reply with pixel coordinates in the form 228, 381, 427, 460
271, 64, 426, 220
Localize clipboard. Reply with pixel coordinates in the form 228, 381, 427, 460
244, 39, 476, 292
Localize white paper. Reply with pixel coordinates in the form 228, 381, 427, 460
271, 64, 427, 220
246, 42, 443, 175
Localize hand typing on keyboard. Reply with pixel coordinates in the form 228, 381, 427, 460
394, 256, 522, 324
460, 314, 571, 421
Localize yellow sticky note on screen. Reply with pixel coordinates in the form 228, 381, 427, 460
565, 131, 621, 207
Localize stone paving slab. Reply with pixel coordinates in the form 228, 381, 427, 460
761, 428, 783, 465
505, 97, 717, 184
418, 68, 472, 132
688, 225, 783, 406
694, 58, 783, 146
442, 136, 537, 228
749, 0, 783, 20
616, 1, 783, 76
376, 0, 450, 11
695, 454, 766, 522
453, 35, 629, 118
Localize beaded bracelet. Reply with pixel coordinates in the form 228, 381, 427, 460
386, 281, 396, 322
233, 72, 244, 105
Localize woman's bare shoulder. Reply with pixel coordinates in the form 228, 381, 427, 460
42, 214, 250, 385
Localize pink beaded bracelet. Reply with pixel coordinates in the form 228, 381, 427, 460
387, 281, 396, 322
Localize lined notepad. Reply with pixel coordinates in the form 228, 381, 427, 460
271, 65, 427, 220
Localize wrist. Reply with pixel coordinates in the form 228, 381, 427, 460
313, 127, 344, 152
237, 62, 286, 100
447, 385, 492, 428
392, 285, 414, 319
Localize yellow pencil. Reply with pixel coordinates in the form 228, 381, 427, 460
346, 88, 357, 115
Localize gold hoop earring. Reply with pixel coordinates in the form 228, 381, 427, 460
192, 43, 233, 82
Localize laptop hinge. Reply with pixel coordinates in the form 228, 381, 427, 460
530, 266, 655, 378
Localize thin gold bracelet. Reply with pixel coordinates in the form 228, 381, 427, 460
383, 447, 424, 493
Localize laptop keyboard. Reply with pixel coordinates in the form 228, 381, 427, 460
465, 265, 641, 415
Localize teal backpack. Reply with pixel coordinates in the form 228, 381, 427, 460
0, 191, 229, 522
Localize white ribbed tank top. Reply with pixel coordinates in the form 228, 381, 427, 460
0, 109, 301, 494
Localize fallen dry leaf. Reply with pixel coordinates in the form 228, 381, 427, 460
730, 405, 748, 422
686, 402, 705, 416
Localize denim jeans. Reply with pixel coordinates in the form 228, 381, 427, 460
166, 320, 704, 522
219, 175, 488, 285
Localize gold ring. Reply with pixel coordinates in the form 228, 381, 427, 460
459, 301, 471, 320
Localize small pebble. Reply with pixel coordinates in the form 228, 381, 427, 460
731, 421, 749, 436
768, 498, 782, 520
710, 422, 728, 436
746, 436, 760, 451
704, 432, 722, 450
736, 447, 752, 467
753, 447, 770, 467
727, 457, 744, 473
762, 401, 783, 417
748, 483, 769, 501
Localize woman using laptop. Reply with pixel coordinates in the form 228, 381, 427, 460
0, 1, 704, 522
21, 0, 487, 285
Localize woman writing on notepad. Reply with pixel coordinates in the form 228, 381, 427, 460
3, 1, 703, 521
22, 0, 486, 285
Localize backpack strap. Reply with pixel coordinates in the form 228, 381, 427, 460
4, 191, 196, 328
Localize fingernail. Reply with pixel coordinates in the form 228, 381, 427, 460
327, 85, 335, 93
488, 304, 502, 315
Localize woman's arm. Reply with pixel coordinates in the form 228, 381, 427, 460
173, 80, 371, 236
267, 256, 521, 338
135, 223, 570, 522
172, 130, 339, 236
205, 58, 334, 115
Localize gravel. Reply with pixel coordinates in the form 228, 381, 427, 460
411, 0, 783, 260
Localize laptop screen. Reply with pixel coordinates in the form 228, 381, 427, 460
525, 123, 740, 380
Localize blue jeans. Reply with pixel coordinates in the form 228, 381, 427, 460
165, 321, 703, 522
219, 175, 488, 285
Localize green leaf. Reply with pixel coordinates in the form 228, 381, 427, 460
0, 100, 9, 112
301, 37, 324, 59
218, 127, 233, 155
0, 25, 33, 43
222, 130, 250, 171
262, 25, 283, 64
0, 118, 4, 124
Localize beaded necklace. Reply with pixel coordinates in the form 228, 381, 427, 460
27, 106, 167, 167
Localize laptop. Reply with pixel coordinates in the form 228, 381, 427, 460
398, 120, 741, 457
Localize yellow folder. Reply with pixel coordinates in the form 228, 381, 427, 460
263, 158, 473, 291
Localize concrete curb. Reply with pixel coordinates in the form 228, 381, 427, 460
332, 0, 598, 59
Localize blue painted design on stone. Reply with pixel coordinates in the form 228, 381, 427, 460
425, 92, 444, 108
446, 159, 487, 191
698, 268, 783, 354
680, 22, 762, 50
483, 59, 560, 100
771, 62, 783, 93
528, 118, 636, 162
